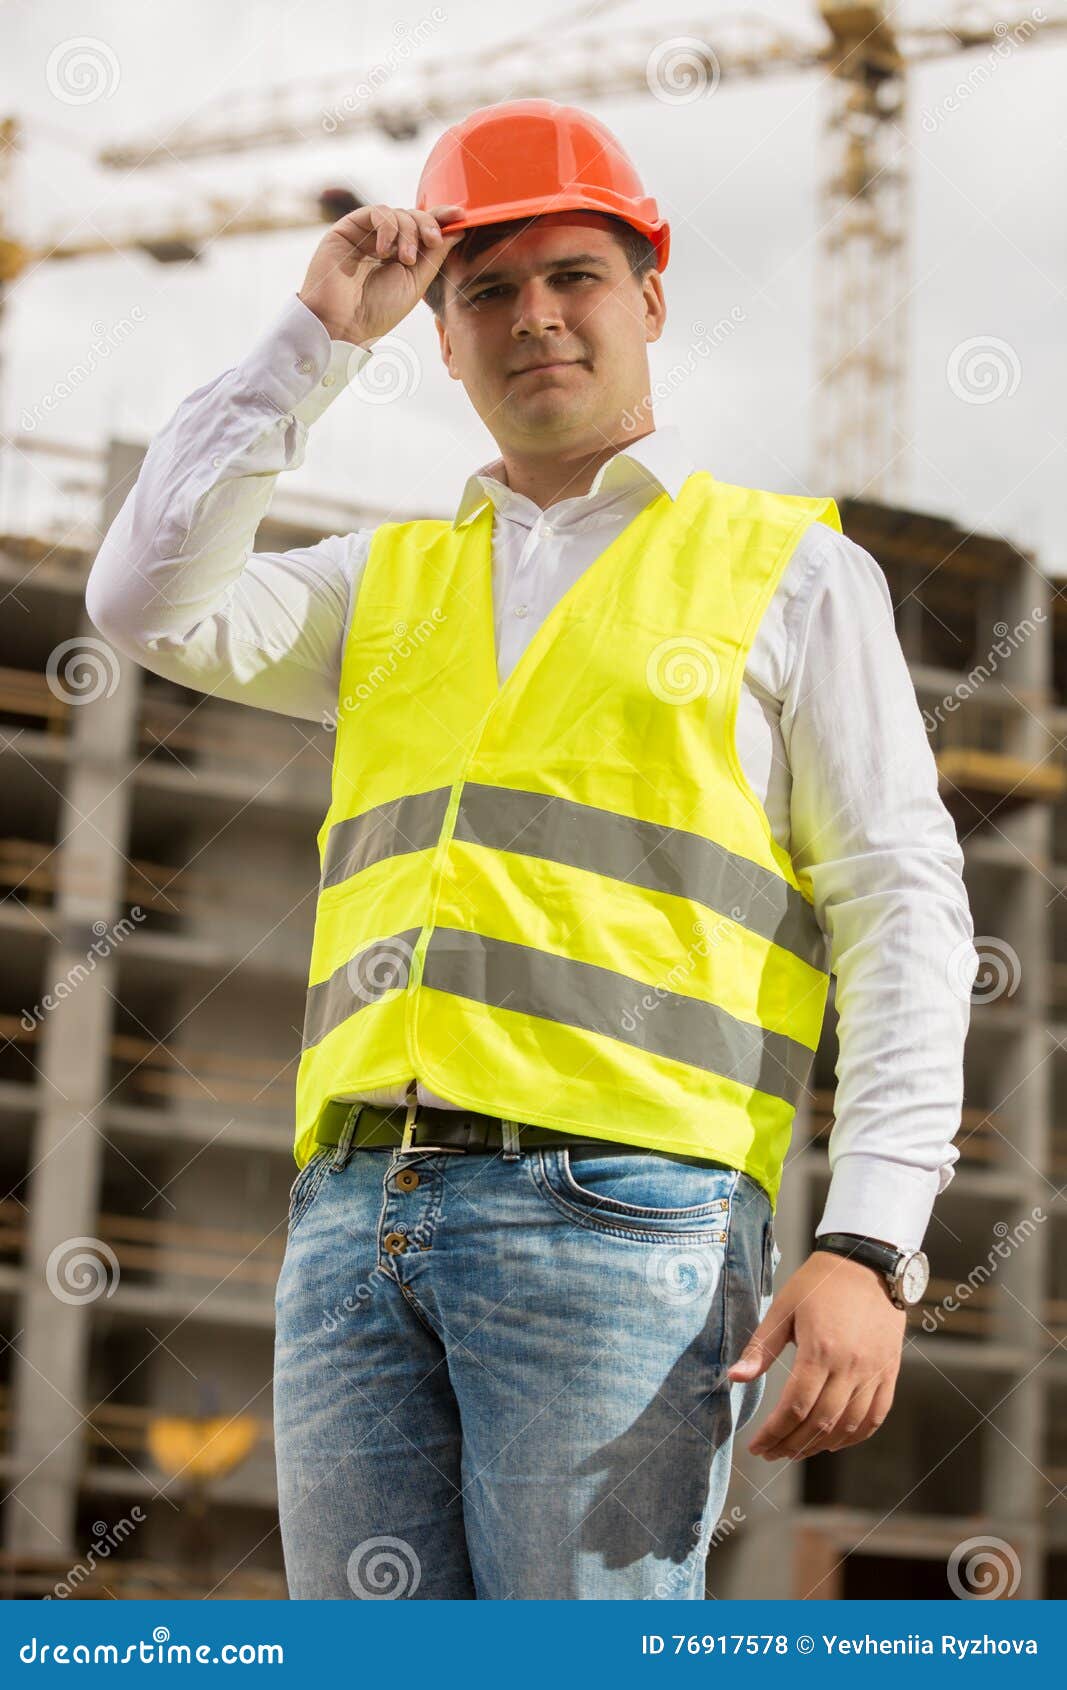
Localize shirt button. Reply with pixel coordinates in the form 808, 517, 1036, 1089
514, 604, 529, 618
295, 357, 314, 374
212, 455, 222, 468
321, 373, 336, 387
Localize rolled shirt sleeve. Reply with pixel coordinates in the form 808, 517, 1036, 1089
84, 294, 373, 723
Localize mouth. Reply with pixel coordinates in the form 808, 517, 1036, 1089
510, 360, 584, 377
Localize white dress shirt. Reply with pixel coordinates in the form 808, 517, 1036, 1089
84, 292, 978, 1254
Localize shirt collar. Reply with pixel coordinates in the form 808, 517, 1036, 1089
452, 423, 696, 529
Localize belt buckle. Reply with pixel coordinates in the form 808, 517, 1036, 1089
399, 1099, 465, 1156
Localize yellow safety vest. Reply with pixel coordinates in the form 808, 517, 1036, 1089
293, 470, 842, 1209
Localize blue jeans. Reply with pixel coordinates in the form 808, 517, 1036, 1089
273, 1109, 780, 1600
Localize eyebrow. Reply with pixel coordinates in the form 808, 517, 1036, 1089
460, 253, 611, 290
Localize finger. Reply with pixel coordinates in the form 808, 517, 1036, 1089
852, 1375, 894, 1444
392, 210, 422, 264
727, 1300, 792, 1381
328, 207, 390, 258
761, 1355, 894, 1460
747, 1359, 828, 1456
822, 1378, 881, 1452
424, 205, 469, 258
761, 1374, 860, 1461
413, 208, 467, 253
369, 207, 399, 259
411, 210, 443, 248
726, 1331, 776, 1382
409, 214, 467, 285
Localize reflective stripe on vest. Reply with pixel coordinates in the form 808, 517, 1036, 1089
302, 921, 819, 1108
315, 783, 826, 972
293, 470, 842, 1206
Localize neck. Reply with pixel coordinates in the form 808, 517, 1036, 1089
497, 425, 657, 509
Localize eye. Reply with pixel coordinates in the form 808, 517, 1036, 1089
469, 271, 597, 303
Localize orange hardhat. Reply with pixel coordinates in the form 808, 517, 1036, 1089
415, 98, 670, 272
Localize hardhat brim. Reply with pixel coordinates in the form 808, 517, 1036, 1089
435, 192, 670, 272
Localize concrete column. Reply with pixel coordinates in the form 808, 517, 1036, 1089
6, 442, 145, 1555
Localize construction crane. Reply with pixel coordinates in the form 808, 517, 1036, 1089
90, 2, 1067, 500
0, 124, 362, 274
0, 126, 363, 495
4, 4, 1067, 499
89, 3, 1067, 500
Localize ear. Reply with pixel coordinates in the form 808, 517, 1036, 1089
436, 314, 461, 382
643, 271, 666, 346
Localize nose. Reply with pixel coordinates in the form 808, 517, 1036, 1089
510, 278, 566, 341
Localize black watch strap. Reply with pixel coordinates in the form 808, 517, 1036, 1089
814, 1232, 902, 1274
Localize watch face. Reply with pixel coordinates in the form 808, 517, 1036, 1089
899, 1251, 930, 1305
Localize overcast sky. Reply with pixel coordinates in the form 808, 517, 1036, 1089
2, 0, 1065, 573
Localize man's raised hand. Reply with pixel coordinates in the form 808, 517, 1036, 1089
298, 202, 466, 347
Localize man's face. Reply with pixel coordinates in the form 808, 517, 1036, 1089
435, 212, 665, 453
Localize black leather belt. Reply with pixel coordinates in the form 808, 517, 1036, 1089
348, 1098, 734, 1172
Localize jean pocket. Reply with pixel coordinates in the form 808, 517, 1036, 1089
531, 1147, 738, 1242
286, 1147, 333, 1234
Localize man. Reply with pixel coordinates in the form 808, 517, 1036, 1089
85, 98, 976, 1600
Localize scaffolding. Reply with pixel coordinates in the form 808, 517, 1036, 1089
0, 441, 1064, 1596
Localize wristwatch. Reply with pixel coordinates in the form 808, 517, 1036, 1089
813, 1232, 929, 1311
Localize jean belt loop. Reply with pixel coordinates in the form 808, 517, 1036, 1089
400, 1085, 421, 1155
501, 1119, 521, 1161
331, 1104, 363, 1172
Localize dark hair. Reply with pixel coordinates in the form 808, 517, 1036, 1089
423, 212, 658, 320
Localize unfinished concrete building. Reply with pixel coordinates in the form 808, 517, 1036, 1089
0, 439, 1062, 1598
